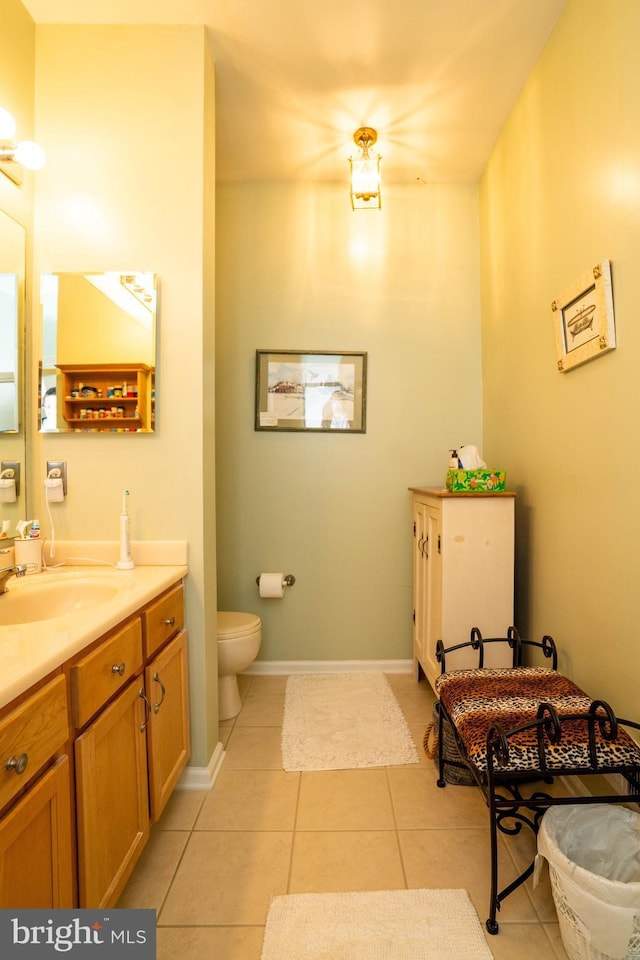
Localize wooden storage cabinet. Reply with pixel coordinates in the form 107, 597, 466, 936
75, 679, 150, 908
410, 487, 516, 690
0, 676, 73, 908
145, 629, 190, 821
0, 757, 74, 908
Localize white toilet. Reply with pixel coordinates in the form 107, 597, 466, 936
217, 611, 262, 720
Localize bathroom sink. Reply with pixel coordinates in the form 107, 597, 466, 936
0, 575, 123, 625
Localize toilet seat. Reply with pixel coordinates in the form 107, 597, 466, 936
217, 611, 261, 639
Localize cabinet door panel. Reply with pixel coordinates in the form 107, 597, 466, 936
145, 630, 190, 821
0, 755, 74, 908
75, 681, 149, 908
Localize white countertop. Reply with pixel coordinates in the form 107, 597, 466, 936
0, 563, 188, 710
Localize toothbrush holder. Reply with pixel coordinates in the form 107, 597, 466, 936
14, 538, 42, 575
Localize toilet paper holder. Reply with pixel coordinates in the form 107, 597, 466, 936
255, 574, 296, 587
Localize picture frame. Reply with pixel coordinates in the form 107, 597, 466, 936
255, 350, 367, 433
551, 259, 615, 372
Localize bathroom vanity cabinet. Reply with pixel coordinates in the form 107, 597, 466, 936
410, 487, 516, 691
72, 582, 189, 907
0, 575, 189, 909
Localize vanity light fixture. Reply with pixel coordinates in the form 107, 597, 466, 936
349, 127, 381, 210
0, 107, 46, 186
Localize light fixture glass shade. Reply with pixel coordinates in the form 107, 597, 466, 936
14, 140, 46, 170
350, 156, 381, 209
349, 126, 381, 210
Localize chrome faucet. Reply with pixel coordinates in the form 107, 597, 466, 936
0, 564, 27, 594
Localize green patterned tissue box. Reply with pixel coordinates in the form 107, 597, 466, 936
446, 469, 506, 493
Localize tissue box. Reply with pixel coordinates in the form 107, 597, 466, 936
446, 469, 506, 493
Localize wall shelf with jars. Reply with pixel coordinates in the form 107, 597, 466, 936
57, 363, 153, 433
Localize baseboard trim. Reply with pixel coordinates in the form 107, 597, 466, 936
177, 741, 225, 791
245, 659, 414, 676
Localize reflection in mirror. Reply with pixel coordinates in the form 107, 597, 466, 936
0, 209, 26, 540
0, 212, 23, 434
40, 271, 157, 433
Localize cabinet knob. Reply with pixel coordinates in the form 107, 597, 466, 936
164, 616, 175, 627
6, 753, 28, 775
112, 662, 126, 676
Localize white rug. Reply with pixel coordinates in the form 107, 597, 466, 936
260, 889, 494, 959
281, 672, 420, 771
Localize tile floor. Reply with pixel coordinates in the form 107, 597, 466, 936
117, 673, 570, 959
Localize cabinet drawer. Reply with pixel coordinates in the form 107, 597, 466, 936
142, 583, 184, 659
0, 675, 69, 811
71, 619, 143, 729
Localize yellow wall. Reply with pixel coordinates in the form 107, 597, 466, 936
480, 0, 640, 717
216, 181, 484, 661
31, 25, 218, 766
55, 273, 154, 364
0, 0, 34, 510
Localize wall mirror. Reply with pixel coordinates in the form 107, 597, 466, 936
39, 271, 157, 433
0, 208, 26, 538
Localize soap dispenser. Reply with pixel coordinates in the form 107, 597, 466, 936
449, 449, 463, 469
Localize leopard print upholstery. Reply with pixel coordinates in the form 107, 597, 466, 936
436, 667, 640, 774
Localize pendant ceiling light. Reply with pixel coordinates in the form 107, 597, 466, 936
349, 127, 381, 210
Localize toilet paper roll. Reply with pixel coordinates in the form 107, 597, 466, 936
259, 573, 286, 599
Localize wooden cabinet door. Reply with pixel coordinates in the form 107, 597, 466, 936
0, 755, 74, 908
145, 630, 190, 822
75, 681, 149, 908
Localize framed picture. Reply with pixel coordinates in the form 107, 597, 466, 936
255, 350, 367, 432
551, 259, 616, 372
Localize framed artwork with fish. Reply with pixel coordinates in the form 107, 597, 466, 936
551, 259, 615, 372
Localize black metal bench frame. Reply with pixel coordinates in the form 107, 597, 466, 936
435, 628, 640, 935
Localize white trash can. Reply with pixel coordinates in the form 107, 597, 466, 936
537, 805, 640, 960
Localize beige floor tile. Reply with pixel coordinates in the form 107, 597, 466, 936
385, 674, 435, 726
496, 806, 560, 923
290, 831, 406, 893
223, 726, 283, 769
388, 767, 487, 829
544, 922, 571, 959
296, 769, 395, 831
487, 921, 567, 959
408, 724, 434, 768
116, 830, 189, 911
218, 724, 234, 750
157, 926, 265, 960
159, 831, 292, 925
398, 828, 539, 925
235, 692, 285, 727
155, 789, 207, 831
245, 675, 288, 696
195, 768, 299, 831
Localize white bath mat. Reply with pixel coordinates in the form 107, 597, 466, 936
281, 672, 419, 771
260, 889, 494, 959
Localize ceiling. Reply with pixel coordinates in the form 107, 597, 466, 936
22, 0, 567, 184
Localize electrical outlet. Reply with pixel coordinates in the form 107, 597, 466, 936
1, 461, 20, 497
46, 461, 67, 496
